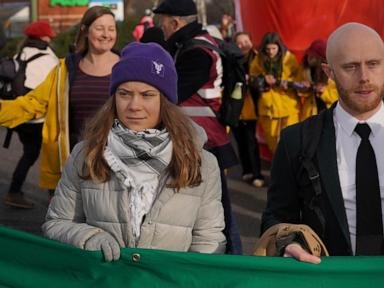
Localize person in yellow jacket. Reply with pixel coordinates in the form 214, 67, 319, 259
297, 39, 339, 121
249, 32, 301, 154
0, 6, 119, 200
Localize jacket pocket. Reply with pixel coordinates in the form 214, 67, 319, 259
150, 223, 192, 251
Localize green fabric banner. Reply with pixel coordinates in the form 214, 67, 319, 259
0, 225, 383, 287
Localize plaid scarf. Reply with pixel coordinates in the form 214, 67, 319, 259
104, 120, 172, 244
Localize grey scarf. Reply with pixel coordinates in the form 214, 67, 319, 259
104, 120, 172, 244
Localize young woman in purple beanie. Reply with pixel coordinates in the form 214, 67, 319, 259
42, 42, 226, 261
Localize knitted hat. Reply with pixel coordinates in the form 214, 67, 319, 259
304, 39, 326, 61
110, 42, 178, 104
24, 21, 56, 38
153, 0, 197, 16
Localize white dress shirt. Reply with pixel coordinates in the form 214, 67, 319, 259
334, 102, 384, 255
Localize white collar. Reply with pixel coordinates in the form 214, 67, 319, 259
334, 101, 384, 137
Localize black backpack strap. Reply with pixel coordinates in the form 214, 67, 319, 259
299, 110, 326, 237
15, 51, 47, 63
25, 52, 47, 63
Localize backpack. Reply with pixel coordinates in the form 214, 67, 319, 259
297, 109, 327, 238
0, 51, 46, 100
0, 51, 46, 148
182, 37, 247, 128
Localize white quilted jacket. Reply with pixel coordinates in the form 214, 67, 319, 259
42, 139, 226, 254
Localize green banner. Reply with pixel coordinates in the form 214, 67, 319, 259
0, 225, 383, 287
50, 0, 89, 7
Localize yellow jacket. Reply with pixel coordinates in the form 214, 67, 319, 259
0, 59, 70, 189
297, 67, 339, 120
239, 90, 257, 121
239, 49, 258, 121
249, 51, 301, 118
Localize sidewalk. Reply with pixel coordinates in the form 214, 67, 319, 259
0, 182, 48, 235
0, 127, 48, 235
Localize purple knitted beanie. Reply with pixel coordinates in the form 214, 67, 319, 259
109, 42, 178, 104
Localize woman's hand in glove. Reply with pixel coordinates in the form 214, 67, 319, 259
84, 231, 121, 262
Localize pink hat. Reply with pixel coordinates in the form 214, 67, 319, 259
24, 21, 56, 38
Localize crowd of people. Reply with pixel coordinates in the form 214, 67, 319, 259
1, 0, 383, 262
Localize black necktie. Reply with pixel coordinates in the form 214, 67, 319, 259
355, 123, 383, 255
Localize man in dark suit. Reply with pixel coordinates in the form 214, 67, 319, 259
261, 22, 384, 263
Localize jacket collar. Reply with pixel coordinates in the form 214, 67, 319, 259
167, 21, 205, 56
316, 102, 352, 251
65, 52, 81, 86
22, 37, 49, 50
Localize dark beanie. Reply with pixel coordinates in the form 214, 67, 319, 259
109, 42, 178, 104
153, 0, 197, 16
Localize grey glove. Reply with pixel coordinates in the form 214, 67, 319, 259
84, 231, 120, 262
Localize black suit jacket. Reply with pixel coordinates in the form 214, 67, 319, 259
261, 104, 353, 255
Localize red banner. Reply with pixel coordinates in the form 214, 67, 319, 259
239, 0, 384, 59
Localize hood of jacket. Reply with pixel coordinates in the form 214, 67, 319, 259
192, 121, 208, 150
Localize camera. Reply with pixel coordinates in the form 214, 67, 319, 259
249, 75, 267, 92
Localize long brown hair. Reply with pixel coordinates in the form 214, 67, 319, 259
74, 6, 115, 55
82, 94, 202, 190
258, 32, 287, 61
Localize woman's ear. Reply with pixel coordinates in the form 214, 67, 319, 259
321, 63, 334, 80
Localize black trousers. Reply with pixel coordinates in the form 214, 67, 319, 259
232, 120, 263, 179
8, 123, 43, 194
208, 144, 242, 254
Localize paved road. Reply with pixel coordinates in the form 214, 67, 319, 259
0, 127, 268, 255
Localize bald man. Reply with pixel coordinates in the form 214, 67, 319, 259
259, 22, 384, 263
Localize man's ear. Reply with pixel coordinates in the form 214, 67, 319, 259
321, 63, 334, 80
172, 16, 181, 30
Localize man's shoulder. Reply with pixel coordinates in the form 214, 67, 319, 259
180, 33, 215, 51
281, 110, 331, 158
176, 36, 214, 67
284, 111, 329, 136
280, 120, 302, 141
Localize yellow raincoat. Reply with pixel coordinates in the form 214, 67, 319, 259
298, 73, 339, 121
0, 59, 70, 189
249, 51, 301, 153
